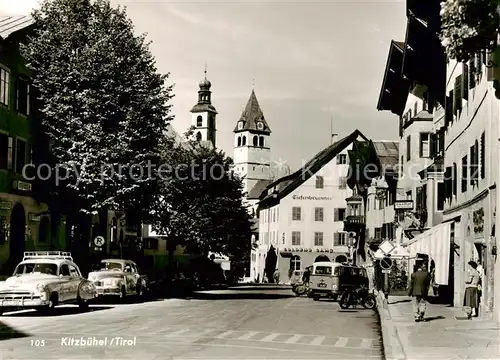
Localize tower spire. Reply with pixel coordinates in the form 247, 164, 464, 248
204, 63, 207, 79
252, 78, 255, 89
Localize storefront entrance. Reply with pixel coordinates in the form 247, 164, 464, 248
9, 203, 26, 267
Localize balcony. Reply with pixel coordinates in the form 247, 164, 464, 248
343, 215, 366, 233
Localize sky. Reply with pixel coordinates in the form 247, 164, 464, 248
1, 0, 407, 171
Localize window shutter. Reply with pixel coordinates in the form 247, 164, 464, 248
452, 163, 457, 196
445, 95, 453, 126
444, 167, 451, 200
334, 232, 339, 246
430, 133, 437, 158
399, 116, 403, 138
470, 146, 475, 185
381, 225, 387, 239
454, 75, 462, 115
480, 132, 485, 179
334, 208, 339, 222
439, 129, 445, 155
437, 182, 445, 210
462, 63, 469, 100
469, 59, 476, 88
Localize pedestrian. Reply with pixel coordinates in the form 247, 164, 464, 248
408, 263, 430, 322
463, 260, 481, 319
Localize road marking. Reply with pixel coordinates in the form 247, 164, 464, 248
237, 331, 258, 340
334, 337, 349, 347
285, 334, 302, 344
165, 328, 190, 337
261, 333, 280, 342
360, 338, 373, 348
309, 336, 325, 346
215, 330, 233, 338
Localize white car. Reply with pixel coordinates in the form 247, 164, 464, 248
0, 251, 96, 315
88, 259, 146, 300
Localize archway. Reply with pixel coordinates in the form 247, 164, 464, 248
314, 255, 330, 262
9, 203, 25, 266
335, 255, 348, 263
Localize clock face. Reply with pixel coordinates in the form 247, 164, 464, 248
238, 122, 243, 130
257, 122, 263, 130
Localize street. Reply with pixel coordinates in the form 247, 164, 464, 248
0, 287, 383, 359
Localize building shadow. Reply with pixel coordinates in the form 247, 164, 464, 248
388, 299, 412, 305
0, 322, 29, 340
3, 306, 112, 317
423, 315, 445, 322
188, 291, 295, 300
337, 309, 360, 313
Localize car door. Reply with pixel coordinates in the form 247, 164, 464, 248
58, 264, 72, 302
123, 263, 135, 293
67, 264, 81, 301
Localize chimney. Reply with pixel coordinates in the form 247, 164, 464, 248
331, 133, 338, 144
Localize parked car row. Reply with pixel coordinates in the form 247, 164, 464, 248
0, 252, 148, 315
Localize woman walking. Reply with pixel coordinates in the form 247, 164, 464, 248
463, 260, 480, 319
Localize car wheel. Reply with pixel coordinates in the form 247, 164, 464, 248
313, 295, 320, 301
78, 297, 89, 311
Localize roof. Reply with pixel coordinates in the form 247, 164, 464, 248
372, 141, 399, 170
258, 130, 368, 207
234, 90, 271, 134
247, 179, 272, 199
0, 16, 34, 40
377, 40, 410, 116
190, 103, 217, 114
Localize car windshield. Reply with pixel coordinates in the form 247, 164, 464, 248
98, 262, 123, 271
315, 266, 332, 275
14, 263, 58, 276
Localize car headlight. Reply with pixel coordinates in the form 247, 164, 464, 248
36, 284, 47, 292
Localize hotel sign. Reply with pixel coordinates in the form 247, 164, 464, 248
12, 180, 32, 192
292, 195, 332, 200
394, 200, 414, 210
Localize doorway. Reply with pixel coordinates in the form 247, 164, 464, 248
335, 255, 348, 263
9, 203, 26, 266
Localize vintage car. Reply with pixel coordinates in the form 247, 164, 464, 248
87, 259, 147, 300
0, 251, 96, 315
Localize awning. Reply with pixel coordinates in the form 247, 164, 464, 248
404, 222, 451, 285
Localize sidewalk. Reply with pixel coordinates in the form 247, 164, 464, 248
377, 293, 500, 360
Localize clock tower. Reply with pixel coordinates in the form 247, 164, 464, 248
190, 67, 217, 148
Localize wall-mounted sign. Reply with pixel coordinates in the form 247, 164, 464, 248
0, 200, 11, 210
28, 213, 41, 222
394, 200, 414, 210
12, 180, 32, 192
292, 195, 332, 201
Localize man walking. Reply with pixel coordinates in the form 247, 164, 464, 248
408, 264, 430, 322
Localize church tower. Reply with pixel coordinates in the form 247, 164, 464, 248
190, 67, 217, 148
233, 89, 272, 195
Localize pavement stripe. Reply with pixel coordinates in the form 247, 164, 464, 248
309, 336, 326, 346
237, 331, 258, 340
214, 330, 234, 338
260, 333, 280, 342
333, 337, 349, 347
360, 338, 373, 349
164, 328, 190, 337
284, 334, 302, 344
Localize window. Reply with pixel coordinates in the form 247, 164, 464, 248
68, 265, 80, 277
291, 231, 301, 245
314, 232, 323, 246
334, 208, 346, 221
196, 115, 202, 127
453, 163, 457, 196
470, 141, 479, 185
437, 182, 445, 211
59, 265, 70, 276
259, 136, 264, 147
336, 154, 347, 165
15, 77, 29, 115
242, 136, 246, 146
480, 132, 485, 179
238, 121, 243, 130
0, 133, 7, 169
454, 75, 463, 116
292, 206, 301, 221
257, 122, 264, 130
237, 136, 241, 146
15, 138, 26, 174
253, 135, 258, 146
444, 167, 452, 201
406, 135, 411, 161
462, 155, 468, 193
339, 176, 347, 189
196, 132, 202, 141
419, 133, 430, 157
374, 228, 382, 239
290, 255, 301, 271
334, 232, 346, 246
272, 208, 276, 222
315, 176, 324, 188
314, 207, 324, 221
0, 67, 9, 106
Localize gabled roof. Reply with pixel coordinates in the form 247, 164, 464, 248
234, 90, 271, 134
258, 129, 368, 208
372, 141, 399, 170
248, 179, 272, 200
0, 16, 34, 40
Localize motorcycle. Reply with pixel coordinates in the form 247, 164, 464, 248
292, 281, 310, 296
339, 286, 376, 309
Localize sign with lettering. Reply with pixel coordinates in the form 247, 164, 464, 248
0, 200, 11, 210
292, 195, 332, 200
394, 200, 414, 210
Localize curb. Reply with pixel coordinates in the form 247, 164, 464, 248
375, 290, 406, 360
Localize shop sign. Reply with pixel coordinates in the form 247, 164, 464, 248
473, 208, 484, 234
28, 213, 41, 222
292, 195, 332, 200
0, 200, 11, 210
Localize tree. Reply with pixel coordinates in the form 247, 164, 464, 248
153, 129, 254, 264
21, 0, 173, 218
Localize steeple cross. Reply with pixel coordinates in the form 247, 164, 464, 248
204, 63, 207, 79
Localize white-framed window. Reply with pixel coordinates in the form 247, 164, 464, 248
292, 206, 301, 221
314, 232, 323, 246
334, 208, 346, 221
314, 207, 324, 221
315, 176, 324, 188
291, 231, 301, 245
336, 154, 347, 164
419, 132, 430, 158
0, 67, 10, 106
291, 255, 301, 271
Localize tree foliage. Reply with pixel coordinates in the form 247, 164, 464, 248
21, 0, 173, 217
153, 129, 254, 261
